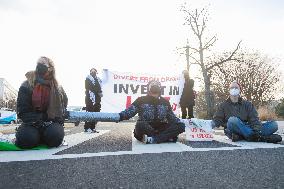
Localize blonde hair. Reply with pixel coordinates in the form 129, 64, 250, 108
25, 71, 36, 87
37, 56, 59, 87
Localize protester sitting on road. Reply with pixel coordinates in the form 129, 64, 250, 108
179, 70, 195, 119
84, 68, 103, 133
15, 56, 68, 149
212, 81, 282, 143
119, 80, 185, 144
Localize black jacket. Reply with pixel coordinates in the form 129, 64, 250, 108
17, 81, 68, 123
180, 78, 195, 106
119, 95, 184, 128
85, 76, 102, 105
213, 97, 261, 128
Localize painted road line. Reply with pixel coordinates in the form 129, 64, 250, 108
131, 133, 192, 153
1, 131, 284, 163
0, 130, 110, 162
2, 144, 283, 163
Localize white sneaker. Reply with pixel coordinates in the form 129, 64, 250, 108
142, 134, 155, 144
84, 128, 99, 133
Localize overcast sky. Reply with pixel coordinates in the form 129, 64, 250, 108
0, 0, 284, 105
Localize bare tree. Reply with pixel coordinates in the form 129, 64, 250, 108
0, 99, 4, 109
210, 50, 283, 108
181, 5, 241, 118
7, 98, 17, 111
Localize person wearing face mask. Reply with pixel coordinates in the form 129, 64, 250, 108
118, 80, 185, 144
211, 81, 282, 143
15, 57, 68, 149
84, 68, 103, 133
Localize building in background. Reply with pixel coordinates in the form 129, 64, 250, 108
0, 78, 17, 110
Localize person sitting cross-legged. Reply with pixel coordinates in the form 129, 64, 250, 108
212, 81, 282, 143
118, 80, 185, 144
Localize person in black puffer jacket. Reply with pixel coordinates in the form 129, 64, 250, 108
119, 80, 185, 144
16, 56, 68, 149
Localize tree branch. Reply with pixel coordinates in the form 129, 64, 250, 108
206, 41, 242, 71
187, 45, 199, 53
203, 36, 217, 50
189, 55, 201, 65
200, 18, 206, 36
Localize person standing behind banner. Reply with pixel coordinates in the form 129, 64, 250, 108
179, 70, 195, 119
84, 68, 103, 133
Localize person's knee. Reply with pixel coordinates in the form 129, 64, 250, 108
227, 117, 239, 129
135, 121, 155, 136
133, 130, 143, 141
266, 121, 278, 133
228, 117, 239, 124
15, 124, 40, 149
177, 122, 185, 133
135, 121, 150, 131
43, 123, 64, 147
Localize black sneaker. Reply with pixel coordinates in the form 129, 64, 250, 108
259, 134, 282, 143
246, 132, 261, 142
231, 133, 243, 142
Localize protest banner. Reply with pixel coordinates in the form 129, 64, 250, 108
100, 69, 184, 114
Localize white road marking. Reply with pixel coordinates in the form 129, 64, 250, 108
0, 130, 110, 162
131, 133, 192, 153
0, 130, 283, 162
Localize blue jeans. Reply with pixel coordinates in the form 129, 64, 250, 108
225, 117, 278, 139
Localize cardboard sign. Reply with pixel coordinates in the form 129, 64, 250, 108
180, 119, 214, 141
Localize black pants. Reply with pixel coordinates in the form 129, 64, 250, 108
15, 122, 64, 149
84, 103, 101, 130
181, 105, 194, 119
133, 121, 185, 143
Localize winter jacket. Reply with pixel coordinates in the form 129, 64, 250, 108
17, 81, 68, 123
119, 95, 185, 128
85, 75, 102, 106
180, 79, 195, 106
213, 97, 261, 128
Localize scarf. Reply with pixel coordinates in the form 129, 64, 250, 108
32, 83, 50, 112
32, 77, 64, 120
87, 74, 102, 86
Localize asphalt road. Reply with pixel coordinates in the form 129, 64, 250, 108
0, 122, 284, 189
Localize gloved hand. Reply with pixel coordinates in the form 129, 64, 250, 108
54, 117, 64, 124
243, 124, 262, 142
118, 113, 123, 122
251, 124, 262, 134
64, 111, 70, 120
33, 119, 45, 128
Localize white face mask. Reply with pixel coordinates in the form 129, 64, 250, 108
229, 88, 240, 96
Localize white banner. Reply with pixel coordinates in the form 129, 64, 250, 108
180, 119, 213, 141
100, 69, 184, 114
